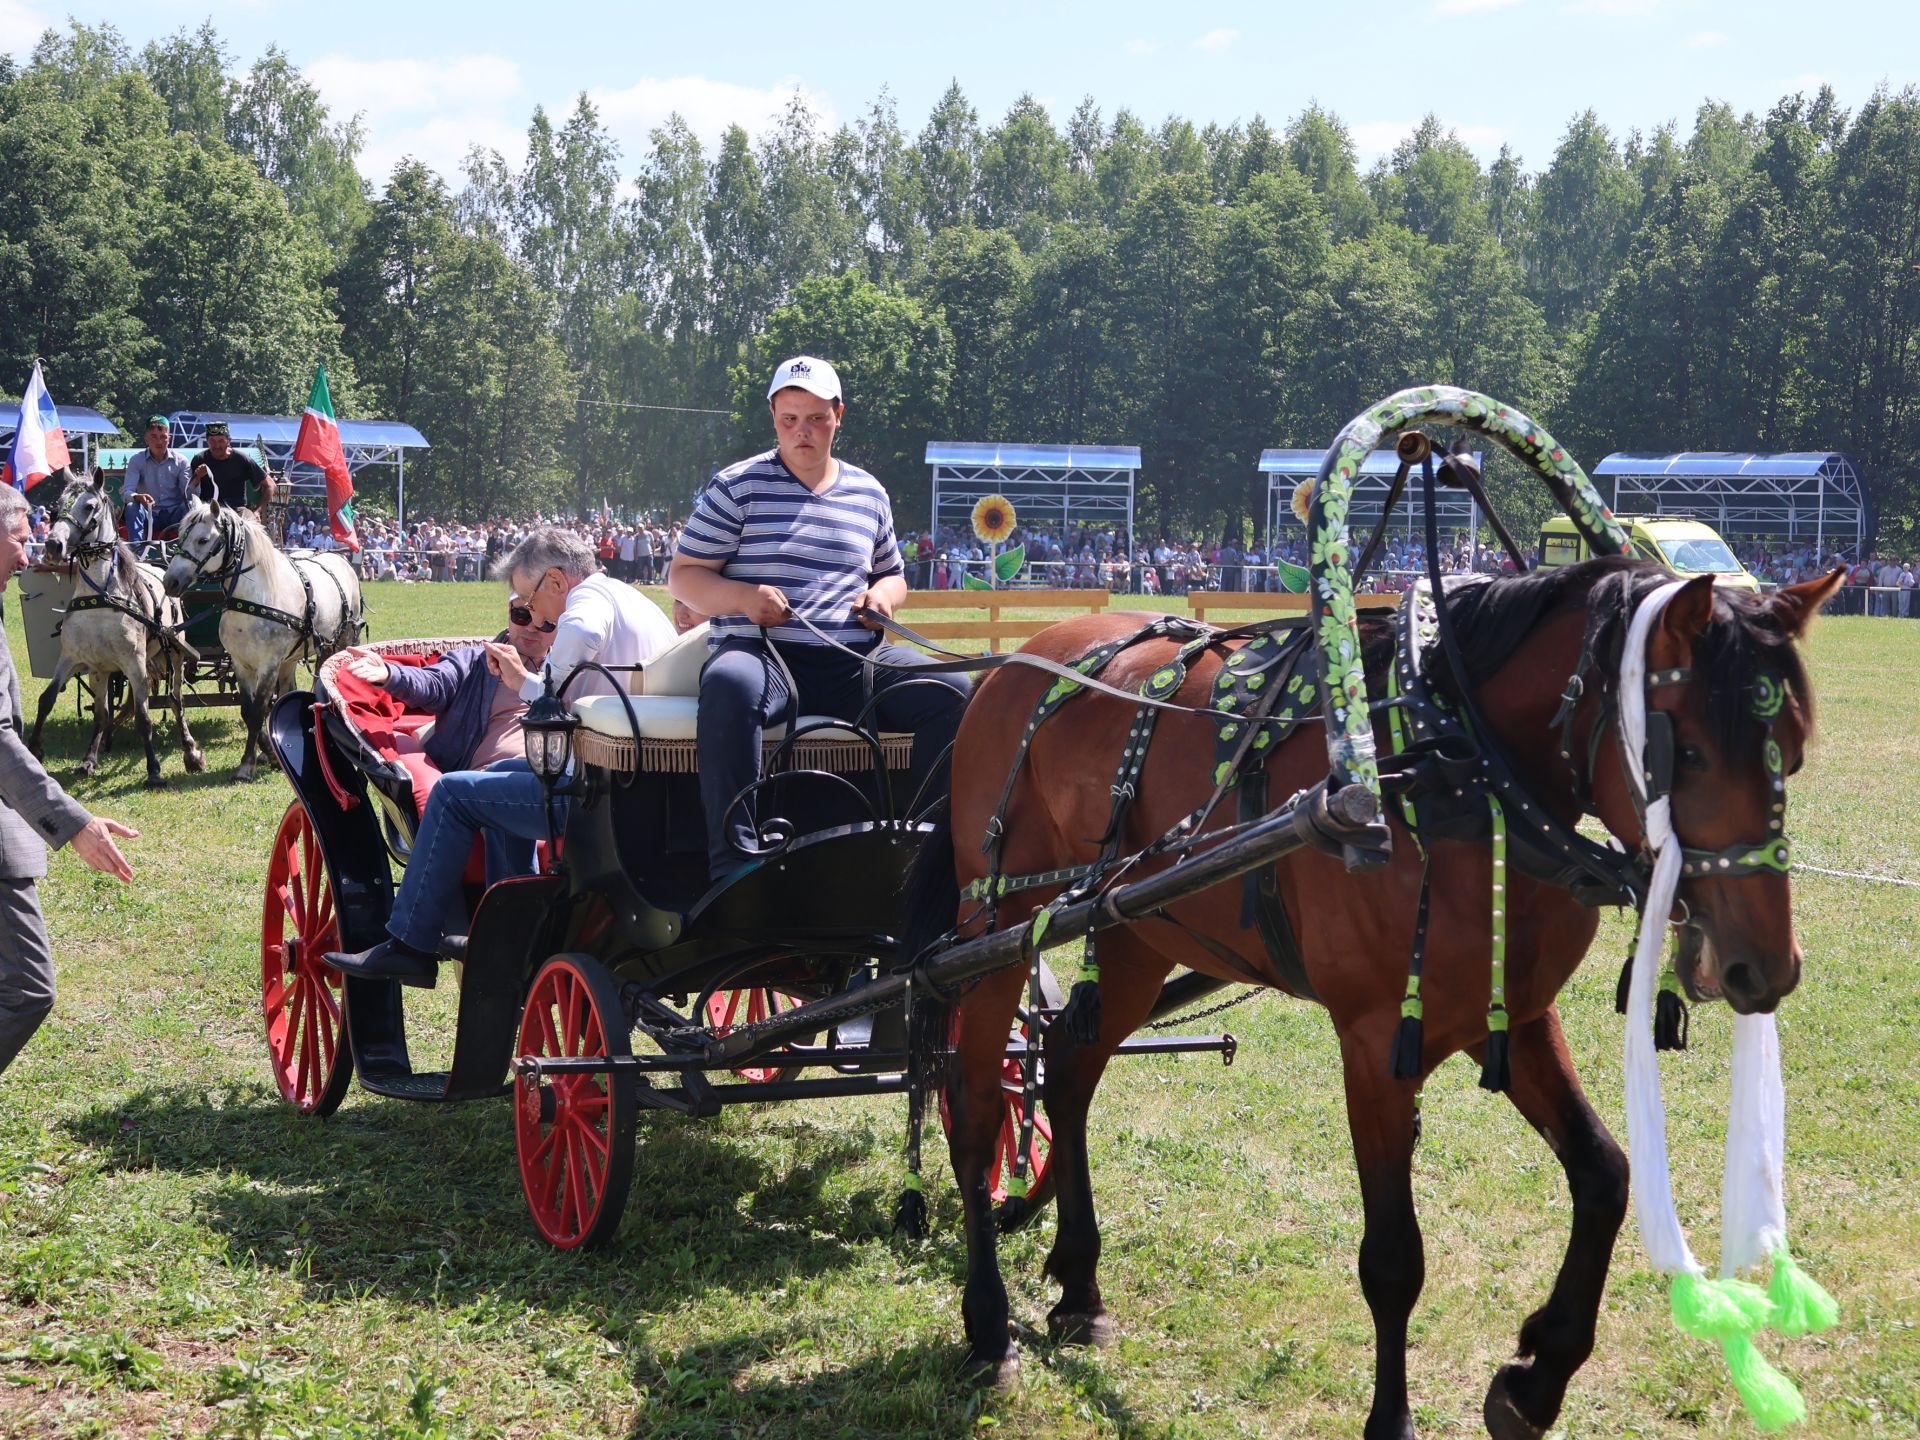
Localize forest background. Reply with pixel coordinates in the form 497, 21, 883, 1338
2, 20, 1917, 546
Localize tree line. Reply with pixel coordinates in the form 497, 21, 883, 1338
3, 20, 1916, 546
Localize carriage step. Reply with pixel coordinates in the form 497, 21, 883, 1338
358, 1067, 455, 1101
437, 934, 469, 962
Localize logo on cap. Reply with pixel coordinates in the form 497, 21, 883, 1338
788, 360, 810, 376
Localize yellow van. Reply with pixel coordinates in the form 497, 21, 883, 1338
1537, 514, 1761, 592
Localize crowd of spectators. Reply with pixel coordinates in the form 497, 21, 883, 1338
22, 500, 1915, 616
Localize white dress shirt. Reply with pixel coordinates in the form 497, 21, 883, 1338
520, 573, 676, 703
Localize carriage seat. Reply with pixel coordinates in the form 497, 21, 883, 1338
569, 620, 914, 774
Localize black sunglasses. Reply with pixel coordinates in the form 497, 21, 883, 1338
509, 605, 557, 632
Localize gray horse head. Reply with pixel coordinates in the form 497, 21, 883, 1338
41, 469, 113, 565
162, 478, 231, 598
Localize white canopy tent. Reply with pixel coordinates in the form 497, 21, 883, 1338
1591, 452, 1865, 560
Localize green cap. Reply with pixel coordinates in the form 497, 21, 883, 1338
205, 421, 229, 437
145, 415, 168, 431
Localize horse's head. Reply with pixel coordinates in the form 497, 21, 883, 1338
162, 479, 230, 597
42, 468, 112, 564
1588, 570, 1843, 1014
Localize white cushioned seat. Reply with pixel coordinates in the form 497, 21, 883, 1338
571, 694, 908, 746
635, 621, 710, 696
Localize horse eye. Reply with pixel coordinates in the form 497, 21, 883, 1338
1677, 745, 1709, 772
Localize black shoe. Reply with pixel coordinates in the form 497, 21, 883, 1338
324, 938, 439, 988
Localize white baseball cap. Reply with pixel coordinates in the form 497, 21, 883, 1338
766, 355, 843, 403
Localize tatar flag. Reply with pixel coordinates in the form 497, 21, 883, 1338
3, 361, 71, 490
293, 364, 359, 551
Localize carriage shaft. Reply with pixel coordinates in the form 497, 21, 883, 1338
697, 779, 1343, 1068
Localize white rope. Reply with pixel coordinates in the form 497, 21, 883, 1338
1794, 862, 1920, 889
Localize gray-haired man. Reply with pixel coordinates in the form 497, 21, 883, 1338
325, 527, 672, 985
0, 485, 139, 1081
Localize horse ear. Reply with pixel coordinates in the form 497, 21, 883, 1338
1767, 567, 1846, 638
1659, 574, 1716, 647
199, 473, 219, 510
90, 467, 106, 491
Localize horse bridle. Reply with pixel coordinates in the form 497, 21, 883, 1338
1553, 642, 1794, 884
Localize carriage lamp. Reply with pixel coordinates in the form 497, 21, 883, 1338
522, 678, 577, 784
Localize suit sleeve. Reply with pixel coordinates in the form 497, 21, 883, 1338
0, 650, 91, 850
380, 648, 475, 713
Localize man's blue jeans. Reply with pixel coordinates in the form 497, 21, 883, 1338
385, 759, 565, 952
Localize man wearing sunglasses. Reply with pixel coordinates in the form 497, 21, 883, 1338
328, 529, 671, 985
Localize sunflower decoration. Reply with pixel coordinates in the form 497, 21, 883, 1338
1290, 478, 1316, 526
972, 493, 1017, 545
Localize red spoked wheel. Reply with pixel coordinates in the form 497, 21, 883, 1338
704, 986, 805, 1083
515, 955, 637, 1250
261, 801, 352, 1118
939, 1013, 1055, 1225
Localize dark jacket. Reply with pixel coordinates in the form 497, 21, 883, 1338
382, 645, 509, 775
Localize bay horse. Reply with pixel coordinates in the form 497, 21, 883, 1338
161, 486, 363, 782
914, 556, 1842, 1438
27, 470, 204, 785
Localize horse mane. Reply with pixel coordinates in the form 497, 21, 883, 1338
1363, 556, 1811, 760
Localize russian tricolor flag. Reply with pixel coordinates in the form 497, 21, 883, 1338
3, 361, 70, 490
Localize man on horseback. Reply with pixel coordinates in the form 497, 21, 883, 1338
325, 528, 673, 986
189, 422, 275, 511
669, 355, 971, 882
125, 418, 193, 538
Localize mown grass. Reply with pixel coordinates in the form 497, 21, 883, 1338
0, 581, 1915, 1439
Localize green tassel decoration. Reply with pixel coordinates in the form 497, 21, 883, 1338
1721, 1335, 1807, 1433
1670, 1272, 1776, 1343
1767, 1249, 1840, 1338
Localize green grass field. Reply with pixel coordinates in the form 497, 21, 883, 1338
1, 581, 1915, 1439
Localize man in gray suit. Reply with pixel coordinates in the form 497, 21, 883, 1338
0, 484, 138, 1081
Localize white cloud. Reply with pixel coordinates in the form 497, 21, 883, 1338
0, 0, 52, 55
1787, 71, 1828, 92
1685, 29, 1727, 47
1124, 38, 1159, 57
1192, 28, 1239, 52
1350, 118, 1509, 162
308, 53, 528, 181
1561, 0, 1676, 13
306, 52, 833, 185
590, 74, 836, 161
1435, 0, 1526, 15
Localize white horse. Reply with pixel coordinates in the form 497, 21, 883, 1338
27, 470, 205, 785
162, 484, 364, 782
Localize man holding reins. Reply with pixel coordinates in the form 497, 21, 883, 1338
189, 422, 275, 511
125, 417, 194, 538
670, 356, 970, 883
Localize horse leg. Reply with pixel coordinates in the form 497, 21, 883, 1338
1041, 931, 1173, 1348
79, 675, 111, 777
27, 657, 74, 758
1482, 1008, 1628, 1440
948, 963, 1028, 1382
130, 670, 163, 788
234, 684, 263, 782
1343, 1026, 1424, 1440
171, 654, 205, 773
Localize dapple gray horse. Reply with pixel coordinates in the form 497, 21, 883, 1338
27, 470, 204, 785
162, 485, 363, 782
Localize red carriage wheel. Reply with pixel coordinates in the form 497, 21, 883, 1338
515, 955, 637, 1250
704, 986, 804, 1083
939, 1013, 1056, 1225
261, 801, 352, 1118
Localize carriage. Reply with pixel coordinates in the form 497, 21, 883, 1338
262, 618, 1247, 1247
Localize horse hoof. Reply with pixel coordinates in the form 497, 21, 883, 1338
144, 774, 167, 790
185, 752, 206, 773
234, 767, 257, 784
965, 1351, 1020, 1390
1484, 1366, 1548, 1440
1047, 1309, 1116, 1349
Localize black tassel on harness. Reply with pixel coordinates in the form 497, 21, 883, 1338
1614, 953, 1634, 1015
1478, 1023, 1512, 1094
1061, 974, 1101, 1045
1654, 987, 1690, 1052
1389, 1011, 1424, 1080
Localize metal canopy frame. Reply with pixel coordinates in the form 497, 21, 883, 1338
1, 402, 122, 476
1591, 452, 1865, 560
1260, 448, 1484, 554
169, 411, 431, 527
927, 442, 1139, 560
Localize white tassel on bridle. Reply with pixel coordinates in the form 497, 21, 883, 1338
1616, 580, 1836, 1431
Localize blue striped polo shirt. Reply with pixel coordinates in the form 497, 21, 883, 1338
677, 449, 903, 646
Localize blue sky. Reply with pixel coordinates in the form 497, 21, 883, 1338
2, 0, 1907, 184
